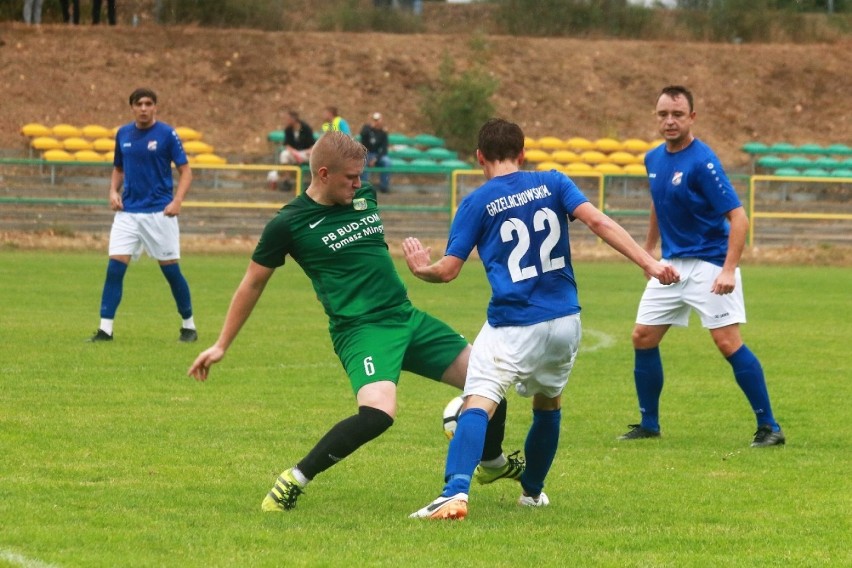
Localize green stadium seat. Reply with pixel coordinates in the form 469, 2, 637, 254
440, 159, 472, 170
389, 146, 424, 161
741, 141, 770, 154
408, 158, 440, 168
424, 147, 457, 160
801, 168, 830, 177
756, 155, 784, 169
813, 157, 841, 169
412, 134, 445, 148
797, 143, 824, 155
768, 142, 797, 154
388, 132, 412, 146
826, 143, 852, 156
268, 130, 285, 144
773, 168, 800, 177
784, 156, 812, 169
830, 168, 852, 178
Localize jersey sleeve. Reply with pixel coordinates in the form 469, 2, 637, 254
558, 172, 591, 219
168, 128, 189, 167
252, 212, 293, 269
692, 152, 741, 215
444, 197, 479, 261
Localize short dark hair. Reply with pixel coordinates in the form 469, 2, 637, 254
477, 118, 525, 162
129, 88, 157, 106
659, 85, 693, 112
287, 110, 300, 120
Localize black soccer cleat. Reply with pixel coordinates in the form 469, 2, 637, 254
87, 329, 113, 342
618, 424, 661, 440
751, 424, 786, 447
179, 328, 198, 343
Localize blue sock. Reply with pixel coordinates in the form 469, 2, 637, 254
727, 344, 779, 431
160, 263, 193, 319
99, 259, 128, 319
634, 347, 664, 432
520, 408, 561, 497
442, 407, 488, 497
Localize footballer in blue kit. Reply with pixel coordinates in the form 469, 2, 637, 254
619, 85, 785, 448
88, 88, 197, 343
405, 118, 679, 520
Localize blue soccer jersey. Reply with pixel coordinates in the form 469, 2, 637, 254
445, 170, 589, 327
644, 139, 741, 266
113, 121, 189, 213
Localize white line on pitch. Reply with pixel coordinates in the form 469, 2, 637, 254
582, 329, 617, 352
0, 549, 61, 568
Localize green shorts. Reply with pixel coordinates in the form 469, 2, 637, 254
330, 304, 469, 395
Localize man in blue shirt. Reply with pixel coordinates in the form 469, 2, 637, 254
405, 118, 679, 520
618, 85, 785, 447
88, 88, 197, 343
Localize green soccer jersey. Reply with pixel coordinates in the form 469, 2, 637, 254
252, 185, 410, 331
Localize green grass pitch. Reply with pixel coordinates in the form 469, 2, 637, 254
0, 249, 849, 567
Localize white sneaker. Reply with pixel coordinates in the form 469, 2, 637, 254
518, 491, 549, 507
409, 493, 468, 520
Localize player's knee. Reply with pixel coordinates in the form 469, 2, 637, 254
632, 325, 660, 349
357, 405, 394, 440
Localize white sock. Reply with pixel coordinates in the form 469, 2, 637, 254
291, 467, 310, 487
99, 319, 114, 335
479, 454, 507, 469
182, 316, 196, 330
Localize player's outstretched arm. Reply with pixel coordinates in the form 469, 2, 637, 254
187, 261, 275, 381
572, 202, 680, 285
402, 237, 464, 284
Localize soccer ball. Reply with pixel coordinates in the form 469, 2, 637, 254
442, 395, 465, 440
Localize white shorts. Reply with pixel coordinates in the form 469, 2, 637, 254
279, 148, 310, 165
108, 211, 181, 261
465, 314, 582, 403
636, 258, 746, 329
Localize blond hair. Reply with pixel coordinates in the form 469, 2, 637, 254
309, 131, 367, 176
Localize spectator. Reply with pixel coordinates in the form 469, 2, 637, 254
23, 0, 44, 25
359, 112, 391, 193
60, 0, 80, 24
92, 0, 116, 25
320, 106, 351, 136
279, 110, 315, 166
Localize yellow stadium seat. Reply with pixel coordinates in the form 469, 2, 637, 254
31, 136, 63, 151
104, 151, 115, 162
537, 136, 567, 151
194, 153, 227, 165
622, 138, 650, 153
524, 149, 552, 163
175, 127, 203, 141
63, 137, 93, 151
608, 151, 639, 165
594, 163, 624, 174
623, 163, 647, 175
93, 137, 115, 152
535, 161, 563, 171
74, 150, 105, 162
551, 150, 580, 164
52, 124, 82, 138
563, 162, 593, 172
524, 137, 540, 149
81, 124, 111, 139
648, 139, 665, 149
183, 140, 214, 154
580, 150, 608, 164
566, 137, 594, 152
44, 149, 74, 161
21, 123, 52, 137
595, 138, 622, 153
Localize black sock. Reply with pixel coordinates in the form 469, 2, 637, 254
481, 398, 507, 461
297, 406, 393, 480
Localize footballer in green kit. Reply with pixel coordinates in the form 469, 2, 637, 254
189, 132, 521, 513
